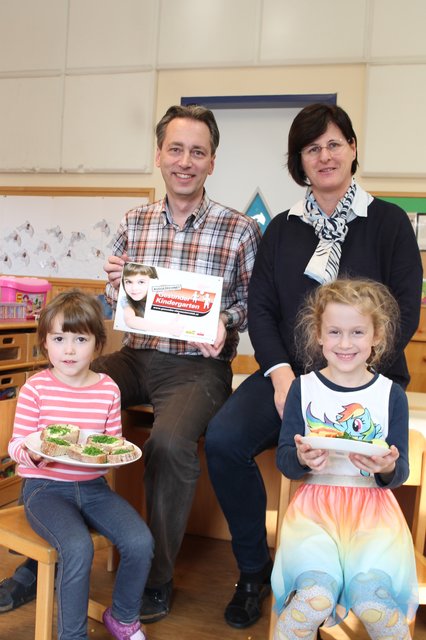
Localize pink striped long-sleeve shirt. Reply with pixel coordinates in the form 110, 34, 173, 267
8, 369, 122, 482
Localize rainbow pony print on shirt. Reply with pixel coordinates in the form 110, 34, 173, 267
306, 402, 383, 441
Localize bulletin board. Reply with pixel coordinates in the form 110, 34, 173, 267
0, 187, 154, 280
373, 192, 426, 306
372, 192, 426, 248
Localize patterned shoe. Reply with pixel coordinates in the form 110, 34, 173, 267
103, 607, 146, 640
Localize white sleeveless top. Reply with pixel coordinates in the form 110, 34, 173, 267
300, 372, 392, 477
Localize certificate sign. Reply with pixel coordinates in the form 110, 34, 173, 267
113, 263, 223, 344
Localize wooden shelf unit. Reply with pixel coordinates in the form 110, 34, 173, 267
0, 322, 48, 507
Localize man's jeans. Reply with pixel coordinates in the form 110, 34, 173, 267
205, 371, 281, 573
92, 347, 233, 586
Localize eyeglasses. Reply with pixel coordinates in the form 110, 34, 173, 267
301, 139, 348, 159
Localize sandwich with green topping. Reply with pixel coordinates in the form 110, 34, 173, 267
40, 437, 73, 457
107, 444, 139, 464
68, 444, 107, 464
41, 424, 80, 444
85, 433, 126, 452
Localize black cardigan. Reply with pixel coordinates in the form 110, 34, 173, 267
248, 197, 423, 388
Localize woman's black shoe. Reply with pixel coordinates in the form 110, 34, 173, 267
224, 580, 271, 628
0, 570, 37, 613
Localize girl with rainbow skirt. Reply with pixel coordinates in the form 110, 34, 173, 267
272, 279, 418, 640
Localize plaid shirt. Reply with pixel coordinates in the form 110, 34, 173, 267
105, 192, 261, 361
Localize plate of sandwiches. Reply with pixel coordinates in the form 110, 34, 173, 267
300, 434, 390, 457
24, 424, 142, 467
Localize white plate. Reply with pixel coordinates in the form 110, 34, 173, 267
24, 431, 142, 468
300, 435, 389, 457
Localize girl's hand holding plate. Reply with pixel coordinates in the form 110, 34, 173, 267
295, 434, 329, 471
349, 444, 399, 476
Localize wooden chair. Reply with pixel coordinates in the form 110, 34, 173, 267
268, 428, 426, 640
0, 505, 112, 640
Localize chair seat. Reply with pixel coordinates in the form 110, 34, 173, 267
416, 549, 426, 602
0, 505, 111, 563
0, 504, 112, 639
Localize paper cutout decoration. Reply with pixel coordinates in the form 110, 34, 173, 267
244, 189, 272, 233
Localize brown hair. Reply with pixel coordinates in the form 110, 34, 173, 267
37, 289, 106, 359
155, 104, 220, 154
295, 278, 400, 372
122, 262, 158, 317
287, 103, 359, 186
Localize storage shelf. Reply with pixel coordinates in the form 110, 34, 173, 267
0, 360, 48, 374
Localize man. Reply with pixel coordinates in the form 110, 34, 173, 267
0, 104, 261, 624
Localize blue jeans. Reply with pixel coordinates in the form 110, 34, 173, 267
92, 348, 232, 586
23, 477, 154, 640
205, 370, 281, 573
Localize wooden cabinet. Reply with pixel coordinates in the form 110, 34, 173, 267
0, 323, 47, 507
406, 306, 426, 392
406, 252, 426, 392
47, 278, 107, 303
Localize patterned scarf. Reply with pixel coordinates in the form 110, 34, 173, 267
302, 180, 357, 284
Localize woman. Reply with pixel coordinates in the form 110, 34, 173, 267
205, 103, 422, 630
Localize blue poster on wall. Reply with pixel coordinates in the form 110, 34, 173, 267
244, 189, 272, 233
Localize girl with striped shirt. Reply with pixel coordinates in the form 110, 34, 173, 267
9, 290, 153, 640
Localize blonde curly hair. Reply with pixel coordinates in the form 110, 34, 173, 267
295, 278, 400, 373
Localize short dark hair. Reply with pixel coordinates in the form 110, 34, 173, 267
156, 105, 220, 154
37, 289, 106, 358
287, 103, 359, 186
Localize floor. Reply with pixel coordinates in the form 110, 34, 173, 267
0, 534, 425, 639
0, 534, 269, 640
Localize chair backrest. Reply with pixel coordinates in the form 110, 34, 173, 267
104, 319, 125, 354
231, 354, 258, 375
405, 428, 426, 553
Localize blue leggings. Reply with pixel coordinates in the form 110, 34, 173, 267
23, 477, 153, 640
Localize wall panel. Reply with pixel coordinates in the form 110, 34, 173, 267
370, 0, 426, 59
0, 0, 67, 73
0, 77, 63, 171
363, 64, 426, 176
260, 0, 368, 63
67, 0, 157, 69
157, 0, 259, 67
62, 72, 156, 173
